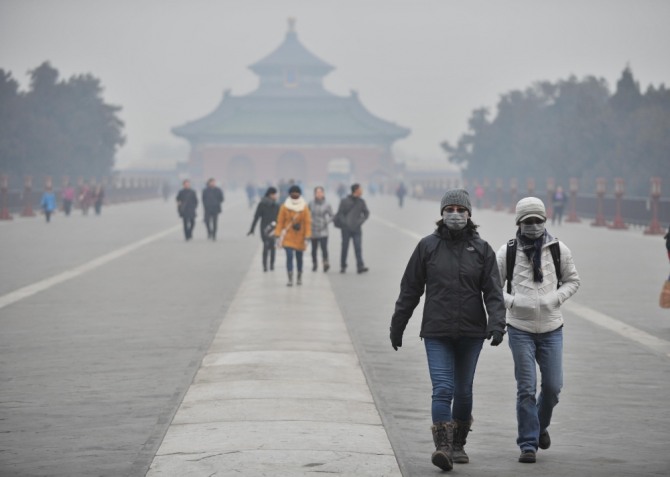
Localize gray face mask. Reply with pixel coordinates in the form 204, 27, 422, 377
520, 223, 545, 239
443, 211, 468, 230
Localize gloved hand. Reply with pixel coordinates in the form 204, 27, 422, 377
487, 330, 504, 346
389, 326, 403, 351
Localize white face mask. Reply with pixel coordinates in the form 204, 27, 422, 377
520, 223, 545, 239
443, 211, 468, 230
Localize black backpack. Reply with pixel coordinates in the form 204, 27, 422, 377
505, 239, 563, 293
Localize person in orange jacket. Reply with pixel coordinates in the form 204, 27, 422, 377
275, 185, 312, 286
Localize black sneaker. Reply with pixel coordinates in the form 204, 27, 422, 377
539, 430, 551, 450
357, 267, 369, 274
519, 450, 536, 463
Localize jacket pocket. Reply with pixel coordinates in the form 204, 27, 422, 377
539, 290, 560, 314
511, 293, 535, 320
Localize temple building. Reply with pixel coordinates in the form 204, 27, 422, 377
172, 19, 410, 187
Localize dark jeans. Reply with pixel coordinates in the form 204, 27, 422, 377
311, 237, 329, 265
262, 235, 276, 270
182, 217, 195, 240
204, 211, 219, 238
63, 200, 72, 216
285, 247, 303, 273
44, 210, 52, 223
340, 229, 364, 270
424, 337, 485, 423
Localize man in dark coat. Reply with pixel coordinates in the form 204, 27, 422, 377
176, 179, 198, 241
334, 183, 370, 274
248, 187, 280, 271
202, 178, 224, 240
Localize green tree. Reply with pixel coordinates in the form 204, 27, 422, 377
0, 61, 125, 181
443, 68, 670, 196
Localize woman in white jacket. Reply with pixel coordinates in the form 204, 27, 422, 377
496, 197, 580, 464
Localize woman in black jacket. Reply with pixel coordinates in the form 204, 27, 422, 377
247, 187, 280, 271
389, 189, 506, 471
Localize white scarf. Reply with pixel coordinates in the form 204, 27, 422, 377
283, 196, 306, 212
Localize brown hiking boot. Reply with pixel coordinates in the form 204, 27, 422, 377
452, 418, 473, 463
431, 422, 454, 471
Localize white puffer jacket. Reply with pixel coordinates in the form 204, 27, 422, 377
496, 233, 580, 334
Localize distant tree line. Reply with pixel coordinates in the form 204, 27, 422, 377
0, 61, 125, 183
442, 67, 670, 196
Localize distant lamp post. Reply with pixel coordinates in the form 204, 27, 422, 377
608, 178, 628, 229
644, 177, 665, 235
21, 175, 36, 217
495, 178, 504, 211
0, 174, 12, 220
546, 177, 556, 221
592, 177, 608, 227
509, 178, 518, 213
566, 177, 581, 223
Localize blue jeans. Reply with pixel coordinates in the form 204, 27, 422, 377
424, 337, 484, 423
284, 247, 303, 273
507, 326, 563, 451
340, 229, 364, 270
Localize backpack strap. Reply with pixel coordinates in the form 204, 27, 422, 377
505, 239, 517, 294
549, 241, 562, 289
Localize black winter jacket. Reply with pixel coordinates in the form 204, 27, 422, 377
176, 188, 198, 218
391, 225, 506, 339
202, 186, 224, 214
336, 195, 369, 232
249, 196, 280, 239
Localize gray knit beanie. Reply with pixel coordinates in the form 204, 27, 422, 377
440, 189, 472, 215
515, 197, 547, 224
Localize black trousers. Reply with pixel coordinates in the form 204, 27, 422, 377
204, 211, 219, 238
340, 229, 364, 270
262, 235, 276, 270
182, 216, 195, 239
311, 237, 329, 265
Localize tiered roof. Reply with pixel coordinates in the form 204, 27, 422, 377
173, 20, 410, 146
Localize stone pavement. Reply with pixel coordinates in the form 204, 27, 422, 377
1, 192, 669, 476
145, 247, 400, 476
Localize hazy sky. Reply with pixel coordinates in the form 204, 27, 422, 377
1, 0, 669, 170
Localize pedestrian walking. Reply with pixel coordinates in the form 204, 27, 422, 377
245, 182, 256, 208
248, 187, 280, 272
496, 197, 581, 464
40, 186, 57, 223
161, 181, 171, 201
93, 185, 104, 215
334, 183, 369, 274
274, 185, 311, 286
396, 182, 407, 208
551, 186, 566, 225
176, 179, 198, 241
79, 183, 92, 215
389, 189, 506, 471
62, 184, 75, 216
202, 178, 224, 240
308, 186, 334, 272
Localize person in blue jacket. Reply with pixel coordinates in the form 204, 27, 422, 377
40, 186, 57, 223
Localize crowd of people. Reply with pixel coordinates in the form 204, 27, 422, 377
176, 178, 371, 286
39, 182, 105, 222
